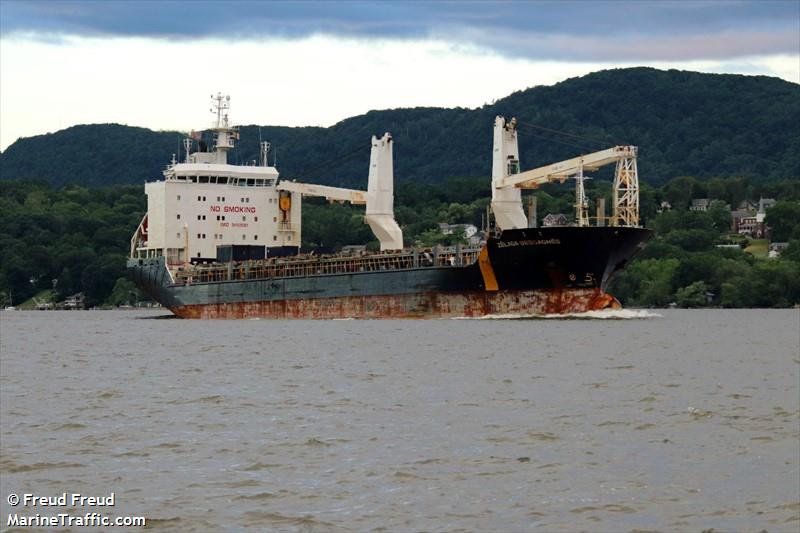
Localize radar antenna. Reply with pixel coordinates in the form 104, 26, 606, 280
260, 141, 271, 167
211, 92, 231, 129
183, 138, 193, 162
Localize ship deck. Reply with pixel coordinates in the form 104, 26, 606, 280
171, 245, 482, 285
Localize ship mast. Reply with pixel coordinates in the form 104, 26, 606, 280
574, 164, 590, 227
210, 92, 236, 163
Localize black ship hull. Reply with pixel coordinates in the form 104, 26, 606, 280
127, 226, 651, 318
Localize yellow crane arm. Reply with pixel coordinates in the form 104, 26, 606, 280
498, 145, 638, 189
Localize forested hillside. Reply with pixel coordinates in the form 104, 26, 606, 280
2, 68, 798, 188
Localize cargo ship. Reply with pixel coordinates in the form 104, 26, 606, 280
127, 94, 651, 318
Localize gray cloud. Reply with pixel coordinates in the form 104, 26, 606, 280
1, 0, 797, 61
448, 27, 800, 62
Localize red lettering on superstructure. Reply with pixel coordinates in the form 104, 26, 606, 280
223, 205, 257, 214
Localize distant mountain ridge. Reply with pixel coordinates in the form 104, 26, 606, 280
2, 68, 798, 188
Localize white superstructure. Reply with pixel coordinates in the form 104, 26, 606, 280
130, 94, 403, 265
131, 93, 300, 264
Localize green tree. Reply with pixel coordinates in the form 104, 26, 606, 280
765, 201, 800, 241
676, 281, 709, 308
108, 278, 139, 306
707, 178, 727, 201
707, 200, 732, 233
722, 177, 747, 208
721, 261, 800, 307
664, 229, 716, 252
416, 226, 467, 247
780, 240, 800, 262
652, 209, 716, 236
663, 176, 697, 210
610, 258, 679, 307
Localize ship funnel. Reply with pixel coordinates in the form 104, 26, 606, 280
365, 133, 404, 250
491, 116, 527, 230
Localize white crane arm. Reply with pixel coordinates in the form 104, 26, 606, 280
274, 133, 403, 250
499, 145, 637, 189
277, 181, 367, 204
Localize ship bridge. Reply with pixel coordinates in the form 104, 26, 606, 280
165, 163, 279, 187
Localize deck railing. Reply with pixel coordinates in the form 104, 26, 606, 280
172, 246, 482, 285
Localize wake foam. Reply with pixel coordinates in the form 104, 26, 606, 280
453, 309, 661, 320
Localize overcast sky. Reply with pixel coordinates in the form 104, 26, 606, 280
1, 0, 798, 150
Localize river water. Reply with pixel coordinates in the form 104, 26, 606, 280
1, 309, 798, 532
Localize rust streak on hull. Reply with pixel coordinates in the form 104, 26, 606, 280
170, 288, 620, 319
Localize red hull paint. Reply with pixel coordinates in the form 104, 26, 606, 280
170, 289, 620, 319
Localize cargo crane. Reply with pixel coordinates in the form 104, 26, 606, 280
490, 116, 640, 230
276, 133, 404, 251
